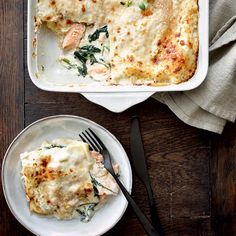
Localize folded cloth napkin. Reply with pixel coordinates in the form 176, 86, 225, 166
153, 0, 236, 134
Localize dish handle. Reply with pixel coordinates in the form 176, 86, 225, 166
81, 92, 155, 113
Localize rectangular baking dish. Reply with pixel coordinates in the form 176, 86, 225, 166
27, 0, 209, 112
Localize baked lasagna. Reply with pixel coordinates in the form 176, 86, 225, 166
36, 0, 199, 85
21, 139, 119, 221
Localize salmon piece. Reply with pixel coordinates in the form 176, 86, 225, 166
99, 193, 107, 201
98, 32, 107, 44
62, 23, 86, 50
112, 163, 119, 175
91, 151, 104, 163
98, 175, 119, 195
88, 64, 110, 81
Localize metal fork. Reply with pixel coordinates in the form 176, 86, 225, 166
79, 128, 159, 236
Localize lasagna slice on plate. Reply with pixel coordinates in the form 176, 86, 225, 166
21, 139, 119, 222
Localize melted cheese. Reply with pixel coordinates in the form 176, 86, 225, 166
36, 0, 199, 85
21, 139, 119, 220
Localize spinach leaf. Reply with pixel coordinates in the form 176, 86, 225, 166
101, 45, 110, 56
90, 173, 117, 194
89, 54, 99, 65
44, 144, 65, 149
88, 203, 97, 211
74, 51, 87, 64
76, 203, 98, 222
61, 58, 77, 70
88, 25, 109, 43
74, 45, 101, 77
78, 202, 98, 208
80, 45, 101, 54
120, 0, 132, 6
139, 1, 148, 10
77, 63, 88, 77
93, 183, 99, 197
126, 0, 133, 6
74, 46, 101, 64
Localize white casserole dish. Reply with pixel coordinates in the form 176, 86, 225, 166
27, 0, 209, 112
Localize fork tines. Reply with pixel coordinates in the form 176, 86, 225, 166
79, 128, 105, 153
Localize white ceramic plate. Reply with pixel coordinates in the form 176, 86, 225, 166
27, 0, 209, 112
2, 115, 132, 236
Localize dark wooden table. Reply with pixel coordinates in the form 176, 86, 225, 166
1, 1, 236, 235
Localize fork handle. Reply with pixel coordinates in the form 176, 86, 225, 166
113, 175, 159, 236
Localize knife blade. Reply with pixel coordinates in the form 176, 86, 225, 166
130, 116, 165, 236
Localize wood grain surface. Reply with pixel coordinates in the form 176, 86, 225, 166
0, 1, 236, 235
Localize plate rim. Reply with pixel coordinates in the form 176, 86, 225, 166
1, 115, 133, 236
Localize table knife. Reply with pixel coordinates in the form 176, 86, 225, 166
130, 116, 165, 236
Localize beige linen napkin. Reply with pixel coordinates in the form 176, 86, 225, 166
153, 0, 236, 134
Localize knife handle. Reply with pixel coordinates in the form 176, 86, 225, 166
131, 116, 165, 236
148, 191, 165, 236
